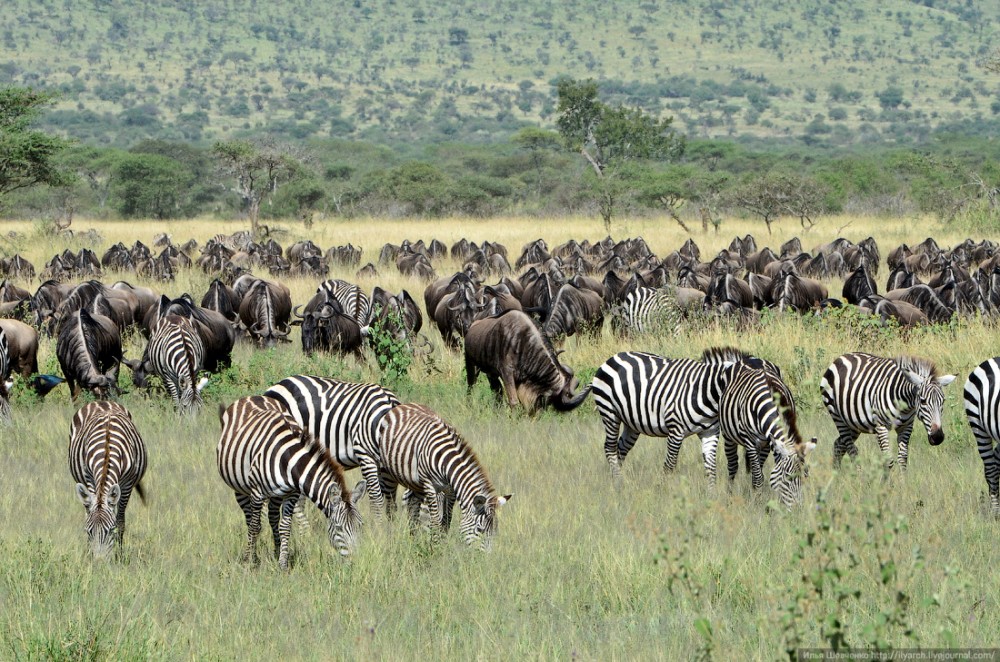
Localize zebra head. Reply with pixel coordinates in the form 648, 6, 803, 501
324, 480, 365, 557
461, 493, 512, 552
769, 438, 817, 508
907, 370, 957, 446
75, 482, 121, 558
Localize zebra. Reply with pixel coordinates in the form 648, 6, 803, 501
262, 376, 400, 471
318, 279, 371, 327
0, 326, 10, 421
365, 402, 511, 550
147, 314, 206, 411
821, 352, 956, 471
68, 401, 147, 558
610, 286, 681, 336
217, 395, 365, 569
590, 347, 789, 486
720, 358, 816, 508
963, 358, 1000, 516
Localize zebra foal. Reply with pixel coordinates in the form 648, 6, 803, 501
821, 352, 955, 471
364, 403, 511, 550
68, 401, 147, 558
217, 395, 364, 569
720, 358, 815, 508
964, 358, 1000, 516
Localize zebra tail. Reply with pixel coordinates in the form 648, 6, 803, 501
134, 480, 147, 505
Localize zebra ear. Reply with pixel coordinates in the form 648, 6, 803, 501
498, 494, 513, 506
473, 494, 488, 515
937, 374, 957, 387
351, 480, 366, 504
904, 370, 925, 385
75, 483, 92, 507
107, 484, 121, 508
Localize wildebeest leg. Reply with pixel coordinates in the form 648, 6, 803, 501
486, 374, 504, 404
67, 377, 79, 401
464, 356, 479, 391
499, 366, 519, 407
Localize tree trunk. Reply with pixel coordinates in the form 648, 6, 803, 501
249, 198, 261, 237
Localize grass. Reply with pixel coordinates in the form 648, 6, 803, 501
0, 213, 998, 658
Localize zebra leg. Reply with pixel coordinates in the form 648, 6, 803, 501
601, 415, 623, 478
237, 494, 263, 566
423, 483, 443, 540
832, 426, 860, 468
747, 445, 764, 491
989, 446, 1000, 517
292, 497, 311, 533
699, 432, 719, 487
875, 425, 895, 471
725, 436, 740, 485
114, 490, 132, 560
403, 489, 423, 533
894, 422, 914, 471
276, 497, 297, 570
663, 436, 684, 473
358, 458, 387, 519
267, 498, 282, 559
440, 492, 456, 531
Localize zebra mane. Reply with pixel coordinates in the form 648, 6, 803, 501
892, 355, 938, 381
764, 371, 804, 455
700, 346, 750, 366
298, 424, 350, 502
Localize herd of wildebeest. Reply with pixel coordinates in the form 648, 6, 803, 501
3, 227, 1000, 562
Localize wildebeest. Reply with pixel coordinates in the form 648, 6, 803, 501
433, 279, 479, 349
56, 308, 123, 400
239, 279, 293, 348
842, 265, 878, 305
463, 310, 591, 412
292, 300, 366, 357
0, 318, 39, 380
769, 265, 828, 312
370, 287, 423, 348
201, 278, 241, 321
541, 284, 604, 345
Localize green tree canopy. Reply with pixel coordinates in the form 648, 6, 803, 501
111, 152, 195, 219
0, 87, 73, 206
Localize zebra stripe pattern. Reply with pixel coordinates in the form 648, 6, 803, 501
0, 326, 10, 421
148, 314, 205, 411
720, 358, 815, 508
367, 403, 510, 549
68, 401, 147, 558
611, 287, 681, 335
263, 376, 399, 470
821, 352, 956, 470
591, 348, 772, 485
319, 279, 371, 327
217, 395, 365, 568
963, 358, 1000, 516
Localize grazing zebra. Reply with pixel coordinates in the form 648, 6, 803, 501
963, 358, 1000, 516
590, 347, 788, 485
821, 352, 956, 470
217, 395, 365, 568
147, 314, 206, 411
720, 358, 815, 507
611, 287, 681, 335
365, 402, 511, 549
318, 279, 371, 327
68, 401, 147, 558
0, 327, 10, 421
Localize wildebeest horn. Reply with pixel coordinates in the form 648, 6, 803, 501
292, 305, 305, 319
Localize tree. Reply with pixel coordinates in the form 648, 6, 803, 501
0, 87, 72, 207
511, 127, 560, 197
635, 163, 729, 232
555, 78, 683, 229
727, 172, 828, 234
876, 86, 905, 111
213, 139, 302, 236
111, 152, 194, 219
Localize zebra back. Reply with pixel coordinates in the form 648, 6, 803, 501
613, 287, 681, 335
263, 376, 400, 469
319, 279, 370, 326
68, 401, 147, 556
149, 314, 205, 411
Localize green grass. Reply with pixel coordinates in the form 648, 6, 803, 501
0, 215, 998, 658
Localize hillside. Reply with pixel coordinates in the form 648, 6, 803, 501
2, 0, 999, 146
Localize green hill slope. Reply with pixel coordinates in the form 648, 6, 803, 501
2, 0, 998, 145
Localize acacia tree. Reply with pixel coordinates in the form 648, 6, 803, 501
728, 172, 827, 234
511, 126, 560, 198
213, 138, 301, 236
555, 78, 683, 229
0, 87, 72, 208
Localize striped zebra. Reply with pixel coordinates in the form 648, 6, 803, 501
263, 376, 400, 470
821, 352, 956, 470
365, 402, 510, 549
318, 279, 371, 326
610, 286, 681, 335
590, 347, 787, 485
68, 401, 147, 558
217, 395, 365, 568
148, 314, 206, 411
0, 326, 10, 421
963, 358, 1000, 516
720, 358, 815, 507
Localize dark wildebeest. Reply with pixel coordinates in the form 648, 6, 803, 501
201, 278, 241, 321
141, 295, 235, 374
433, 280, 479, 350
370, 287, 423, 347
464, 310, 591, 412
239, 279, 293, 348
770, 265, 828, 312
541, 284, 604, 345
424, 273, 476, 322
0, 318, 39, 379
292, 301, 366, 357
886, 284, 955, 324
842, 265, 878, 305
515, 239, 550, 270
858, 296, 928, 328
56, 309, 122, 400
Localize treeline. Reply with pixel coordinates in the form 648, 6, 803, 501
6, 132, 1000, 231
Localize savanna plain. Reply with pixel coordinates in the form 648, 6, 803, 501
0, 214, 997, 660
